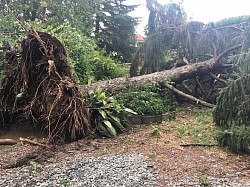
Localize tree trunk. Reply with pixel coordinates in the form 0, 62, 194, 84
80, 58, 222, 93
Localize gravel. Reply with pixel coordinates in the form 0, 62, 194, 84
0, 153, 159, 187
1, 152, 249, 187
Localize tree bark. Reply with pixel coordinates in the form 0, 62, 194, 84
80, 58, 221, 93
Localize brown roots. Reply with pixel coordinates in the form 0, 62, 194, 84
0, 29, 91, 142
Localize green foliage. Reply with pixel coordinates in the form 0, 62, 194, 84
116, 91, 166, 115
215, 15, 250, 27
214, 75, 250, 128
29, 161, 37, 170
115, 84, 177, 115
85, 87, 136, 138
0, 13, 25, 84
1, 0, 138, 67
58, 179, 71, 186
199, 176, 210, 186
151, 127, 162, 138
213, 30, 250, 153
148, 152, 157, 159
0, 13, 25, 48
0, 0, 98, 36
217, 126, 250, 153
130, 2, 249, 76
32, 23, 126, 84
95, 0, 138, 62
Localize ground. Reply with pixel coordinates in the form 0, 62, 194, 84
0, 106, 249, 186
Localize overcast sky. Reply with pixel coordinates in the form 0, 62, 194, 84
126, 0, 250, 35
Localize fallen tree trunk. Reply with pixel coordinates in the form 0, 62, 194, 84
80, 58, 222, 93
80, 44, 242, 93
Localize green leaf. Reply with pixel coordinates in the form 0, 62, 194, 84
96, 87, 102, 95
98, 109, 107, 119
123, 107, 137, 115
97, 123, 111, 137
107, 113, 125, 132
103, 120, 117, 137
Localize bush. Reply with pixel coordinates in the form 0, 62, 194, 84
114, 84, 177, 116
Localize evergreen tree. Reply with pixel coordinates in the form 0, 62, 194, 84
213, 25, 250, 153
95, 0, 138, 62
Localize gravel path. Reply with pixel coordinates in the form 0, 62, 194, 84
0, 153, 159, 187
1, 152, 250, 187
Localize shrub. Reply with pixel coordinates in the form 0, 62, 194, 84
114, 84, 177, 116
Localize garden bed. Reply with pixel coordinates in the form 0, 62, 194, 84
128, 113, 170, 125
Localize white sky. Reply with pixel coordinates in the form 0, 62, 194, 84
126, 0, 250, 35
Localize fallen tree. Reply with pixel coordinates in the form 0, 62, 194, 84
80, 44, 241, 105
80, 58, 222, 93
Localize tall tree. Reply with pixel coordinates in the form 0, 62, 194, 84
95, 0, 138, 62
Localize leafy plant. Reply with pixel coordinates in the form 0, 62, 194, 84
85, 87, 136, 138
148, 152, 157, 159
199, 176, 210, 186
115, 84, 177, 116
59, 179, 71, 186
151, 127, 162, 138
29, 161, 37, 170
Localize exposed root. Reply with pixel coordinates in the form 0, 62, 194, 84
0, 29, 91, 142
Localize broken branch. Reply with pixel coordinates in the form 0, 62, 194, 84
19, 137, 50, 148
163, 83, 215, 108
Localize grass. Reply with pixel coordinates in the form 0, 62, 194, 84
148, 152, 157, 158
151, 127, 162, 138
176, 108, 218, 145
58, 179, 71, 186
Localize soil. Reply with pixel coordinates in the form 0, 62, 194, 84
0, 106, 249, 186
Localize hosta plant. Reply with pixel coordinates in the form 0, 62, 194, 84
85, 87, 136, 138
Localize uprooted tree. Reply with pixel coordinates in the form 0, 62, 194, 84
0, 30, 91, 141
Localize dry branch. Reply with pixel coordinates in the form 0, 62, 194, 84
180, 143, 217, 147
209, 73, 227, 84
0, 139, 17, 145
19, 137, 50, 148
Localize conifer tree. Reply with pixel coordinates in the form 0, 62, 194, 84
94, 0, 138, 62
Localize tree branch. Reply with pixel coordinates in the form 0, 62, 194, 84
195, 76, 207, 97
209, 73, 227, 85
0, 139, 17, 145
19, 137, 50, 148
216, 44, 242, 62
181, 82, 193, 94
163, 83, 215, 108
